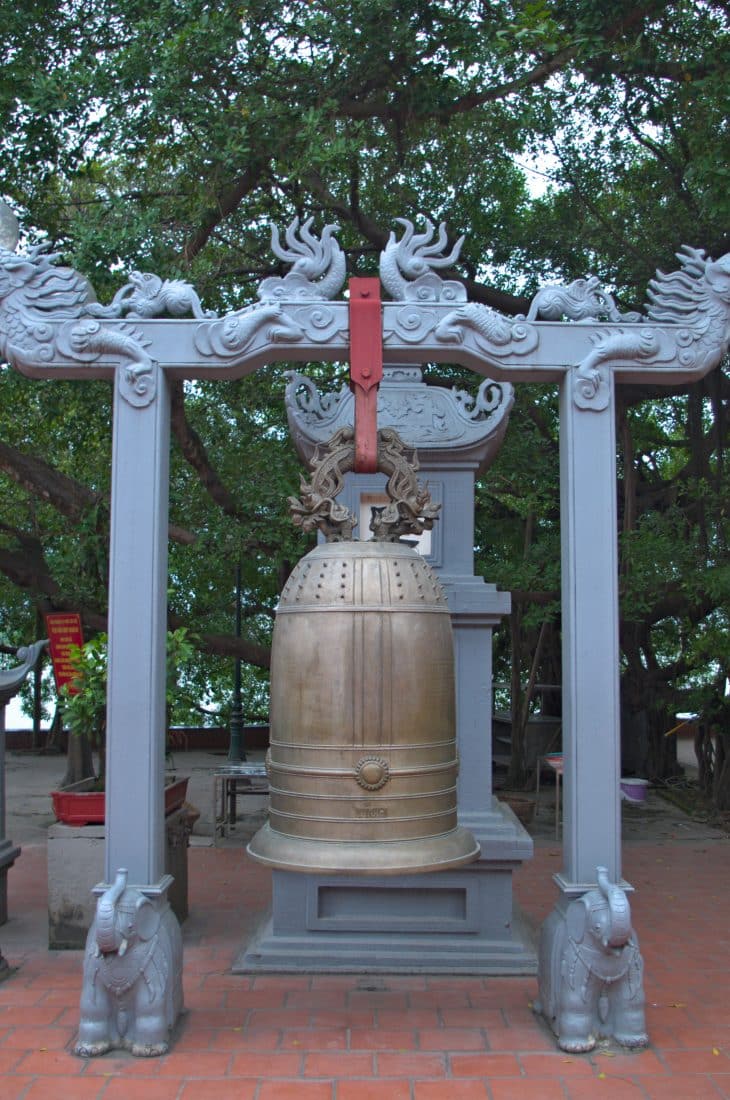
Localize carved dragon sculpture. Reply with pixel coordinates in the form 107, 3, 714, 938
88, 271, 215, 319
288, 425, 440, 543
645, 245, 730, 335
258, 216, 346, 301
370, 427, 441, 542
379, 218, 539, 355
380, 218, 465, 302
526, 275, 640, 323
288, 426, 359, 541
0, 240, 215, 403
434, 302, 538, 354
0, 243, 154, 393
0, 242, 96, 330
574, 246, 730, 408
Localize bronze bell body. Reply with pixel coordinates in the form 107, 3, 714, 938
247, 538, 480, 874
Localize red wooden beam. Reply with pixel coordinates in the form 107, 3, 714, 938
348, 277, 383, 472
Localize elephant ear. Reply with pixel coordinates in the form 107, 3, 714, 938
566, 899, 588, 944
135, 896, 161, 941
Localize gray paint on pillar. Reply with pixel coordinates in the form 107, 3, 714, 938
105, 362, 171, 886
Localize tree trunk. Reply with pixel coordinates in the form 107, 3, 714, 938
60, 728, 95, 787
713, 732, 730, 812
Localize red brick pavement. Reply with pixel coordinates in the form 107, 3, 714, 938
0, 836, 728, 1098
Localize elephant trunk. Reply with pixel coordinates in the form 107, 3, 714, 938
596, 865, 632, 948
95, 868, 128, 955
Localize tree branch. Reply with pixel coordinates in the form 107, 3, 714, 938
168, 382, 304, 560
0, 439, 100, 524
169, 381, 245, 521
0, 526, 108, 633
0, 437, 196, 545
335, 47, 578, 123
0, 526, 272, 667
181, 163, 266, 265
191, 629, 270, 668
332, 4, 674, 126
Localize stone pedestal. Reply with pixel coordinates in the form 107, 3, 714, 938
237, 813, 535, 973
48, 807, 195, 949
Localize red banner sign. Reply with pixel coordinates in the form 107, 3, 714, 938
45, 613, 84, 695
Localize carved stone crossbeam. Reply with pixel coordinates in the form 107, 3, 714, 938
0, 225, 724, 428
1, 217, 728, 417
289, 426, 440, 543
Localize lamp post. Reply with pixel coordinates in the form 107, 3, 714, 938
227, 559, 245, 764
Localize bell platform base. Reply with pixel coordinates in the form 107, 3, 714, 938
246, 823, 480, 875
235, 860, 537, 975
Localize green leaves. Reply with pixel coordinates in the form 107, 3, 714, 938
60, 635, 108, 748
0, 0, 728, 757
60, 627, 205, 750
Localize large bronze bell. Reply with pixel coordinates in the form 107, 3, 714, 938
247, 428, 479, 874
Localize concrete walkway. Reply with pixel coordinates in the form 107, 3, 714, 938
1, 750, 729, 1098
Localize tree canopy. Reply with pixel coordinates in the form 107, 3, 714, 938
0, 0, 728, 789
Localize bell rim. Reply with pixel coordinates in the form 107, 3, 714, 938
246, 822, 480, 875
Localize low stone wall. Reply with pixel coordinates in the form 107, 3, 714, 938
167, 724, 269, 751
47, 806, 197, 950
8, 723, 270, 754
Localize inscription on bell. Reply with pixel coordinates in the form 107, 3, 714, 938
354, 804, 388, 819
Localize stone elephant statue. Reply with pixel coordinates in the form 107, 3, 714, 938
75, 868, 183, 1057
535, 866, 648, 1052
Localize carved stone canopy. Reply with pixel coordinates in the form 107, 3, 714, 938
0, 641, 46, 707
285, 364, 515, 475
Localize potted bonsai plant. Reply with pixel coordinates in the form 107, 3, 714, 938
52, 629, 192, 825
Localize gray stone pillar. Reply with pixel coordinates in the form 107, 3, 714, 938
442, 580, 515, 842
534, 373, 647, 1053
557, 374, 621, 890
105, 362, 171, 884
75, 362, 183, 1058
